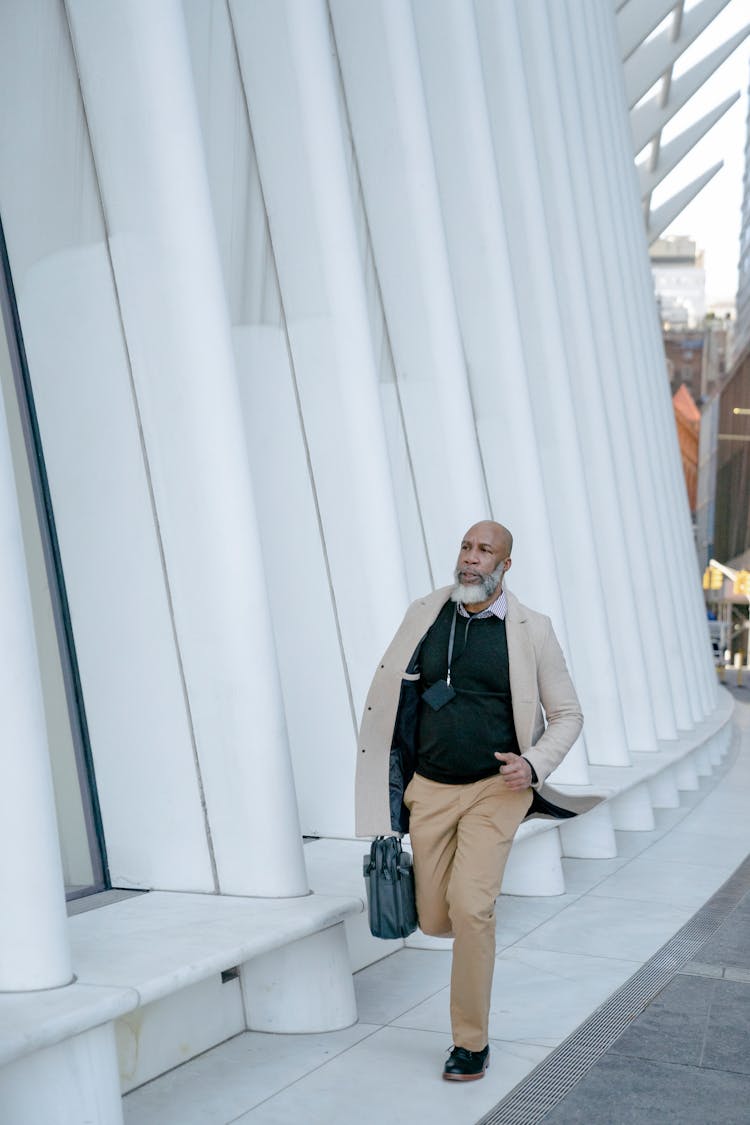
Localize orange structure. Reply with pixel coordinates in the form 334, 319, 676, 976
672, 383, 700, 512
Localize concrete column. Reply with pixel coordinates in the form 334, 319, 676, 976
564, 0, 696, 731
595, 0, 714, 716
513, 0, 659, 753
411, 0, 589, 783
228, 0, 409, 717
591, 4, 718, 715
474, 0, 630, 767
546, 0, 679, 741
328, 0, 490, 578
0, 352, 71, 990
0, 1024, 123, 1125
65, 0, 307, 897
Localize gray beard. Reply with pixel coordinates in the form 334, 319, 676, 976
450, 561, 505, 605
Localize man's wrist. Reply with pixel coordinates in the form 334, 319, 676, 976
522, 757, 538, 785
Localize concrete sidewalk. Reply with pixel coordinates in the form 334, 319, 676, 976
529, 868, 750, 1125
124, 688, 750, 1125
502, 686, 750, 1125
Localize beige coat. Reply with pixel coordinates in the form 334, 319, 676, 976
355, 585, 600, 837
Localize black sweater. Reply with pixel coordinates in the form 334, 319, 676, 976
416, 601, 521, 784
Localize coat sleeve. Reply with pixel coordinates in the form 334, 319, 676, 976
522, 617, 583, 786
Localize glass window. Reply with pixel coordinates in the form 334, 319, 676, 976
0, 217, 106, 900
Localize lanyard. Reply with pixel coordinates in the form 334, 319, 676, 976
446, 604, 476, 686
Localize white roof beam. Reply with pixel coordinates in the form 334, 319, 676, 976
647, 161, 723, 243
624, 0, 731, 108
618, 0, 680, 63
631, 26, 750, 152
639, 93, 739, 197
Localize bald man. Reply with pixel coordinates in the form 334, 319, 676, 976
356, 521, 592, 1081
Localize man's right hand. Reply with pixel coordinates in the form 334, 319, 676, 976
494, 752, 532, 791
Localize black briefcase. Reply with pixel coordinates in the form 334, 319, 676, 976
362, 836, 418, 939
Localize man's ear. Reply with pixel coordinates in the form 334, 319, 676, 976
504, 557, 513, 572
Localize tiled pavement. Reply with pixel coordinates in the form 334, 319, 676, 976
538, 868, 750, 1124
124, 688, 750, 1125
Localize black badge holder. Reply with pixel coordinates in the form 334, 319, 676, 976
422, 604, 477, 711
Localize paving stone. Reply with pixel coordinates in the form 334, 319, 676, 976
699, 902, 750, 972
541, 1054, 750, 1125
681, 961, 725, 979
609, 974, 715, 1067
702, 979, 750, 1076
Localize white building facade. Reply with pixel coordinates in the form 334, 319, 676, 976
0, 1, 741, 1121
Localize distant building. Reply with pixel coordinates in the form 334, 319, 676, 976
695, 391, 721, 568
664, 327, 704, 400
735, 82, 750, 364
716, 71, 750, 565
716, 353, 750, 563
651, 235, 706, 328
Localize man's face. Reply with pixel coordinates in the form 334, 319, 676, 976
455, 524, 510, 591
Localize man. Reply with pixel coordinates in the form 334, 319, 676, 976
356, 521, 598, 1081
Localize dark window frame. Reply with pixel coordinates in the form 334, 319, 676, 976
0, 214, 109, 900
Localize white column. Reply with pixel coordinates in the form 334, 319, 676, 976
228, 0, 410, 716
474, 0, 631, 767
603, 1, 718, 713
0, 371, 71, 990
65, 0, 307, 897
0, 1024, 123, 1125
411, 0, 590, 783
513, 0, 658, 753
591, 1, 717, 717
564, 0, 696, 731
328, 0, 490, 578
547, 0, 680, 741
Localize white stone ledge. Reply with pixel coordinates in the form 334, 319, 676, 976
0, 890, 361, 1070
0, 983, 135, 1070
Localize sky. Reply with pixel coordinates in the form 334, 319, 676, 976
646, 0, 750, 307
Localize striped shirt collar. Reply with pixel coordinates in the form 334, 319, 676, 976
456, 587, 507, 620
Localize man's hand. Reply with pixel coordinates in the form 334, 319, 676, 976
495, 752, 532, 791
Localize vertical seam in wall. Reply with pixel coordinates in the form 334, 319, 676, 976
458, 340, 495, 520
63, 1, 220, 893
327, 1, 435, 589
226, 2, 361, 736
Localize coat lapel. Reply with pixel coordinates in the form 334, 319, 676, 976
505, 589, 538, 750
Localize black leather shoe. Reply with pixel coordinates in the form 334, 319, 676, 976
442, 1044, 490, 1081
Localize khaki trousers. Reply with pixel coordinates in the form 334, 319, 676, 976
404, 772, 533, 1052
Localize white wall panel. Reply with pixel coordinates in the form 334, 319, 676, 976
514, 0, 659, 753
583, 1, 714, 720
19, 249, 217, 888
229, 0, 409, 723
183, 0, 358, 837
545, 0, 679, 740
66, 0, 308, 896
330, 0, 491, 583
475, 0, 631, 766
0, 0, 214, 889
0, 333, 72, 987
596, 3, 717, 711
233, 326, 360, 836
345, 150, 434, 601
